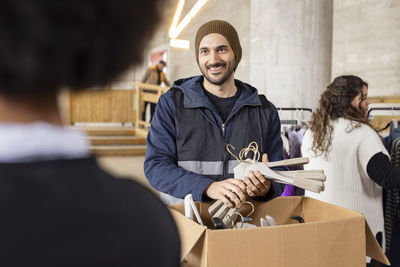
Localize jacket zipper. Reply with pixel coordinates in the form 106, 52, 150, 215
200, 104, 261, 179
223, 104, 261, 178
225, 103, 260, 125
222, 123, 228, 179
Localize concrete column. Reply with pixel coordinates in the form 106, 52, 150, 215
332, 0, 400, 97
250, 0, 333, 109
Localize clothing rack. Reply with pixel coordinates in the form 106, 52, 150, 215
277, 107, 312, 125
367, 107, 400, 117
277, 107, 313, 113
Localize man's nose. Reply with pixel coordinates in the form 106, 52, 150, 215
209, 50, 220, 64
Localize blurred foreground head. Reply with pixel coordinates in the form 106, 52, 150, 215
0, 0, 162, 97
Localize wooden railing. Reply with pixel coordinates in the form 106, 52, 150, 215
59, 88, 136, 125
70, 89, 136, 124
135, 83, 169, 137
59, 83, 169, 136
370, 96, 400, 104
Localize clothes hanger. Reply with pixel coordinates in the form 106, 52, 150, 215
392, 107, 398, 129
299, 109, 309, 128
295, 108, 304, 132
379, 108, 399, 131
184, 194, 203, 225
380, 122, 391, 132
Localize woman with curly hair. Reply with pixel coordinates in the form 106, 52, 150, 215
301, 75, 400, 261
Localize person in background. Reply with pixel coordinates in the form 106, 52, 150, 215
301, 75, 400, 266
142, 60, 171, 86
144, 20, 284, 207
141, 60, 171, 122
0, 0, 180, 265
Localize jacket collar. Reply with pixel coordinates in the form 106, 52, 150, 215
172, 75, 262, 110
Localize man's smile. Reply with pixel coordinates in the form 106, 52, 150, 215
207, 63, 226, 75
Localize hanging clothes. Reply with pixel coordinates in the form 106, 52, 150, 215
379, 122, 400, 266
385, 136, 400, 266
382, 122, 400, 151
287, 126, 307, 160
281, 133, 290, 159
281, 125, 307, 197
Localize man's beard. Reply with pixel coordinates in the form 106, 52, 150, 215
200, 60, 235, 86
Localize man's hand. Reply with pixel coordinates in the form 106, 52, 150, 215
205, 178, 247, 208
243, 153, 271, 197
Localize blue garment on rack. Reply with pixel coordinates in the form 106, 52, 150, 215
380, 122, 400, 266
382, 122, 400, 151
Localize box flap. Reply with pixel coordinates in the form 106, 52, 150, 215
365, 221, 390, 265
169, 208, 207, 261
303, 197, 361, 221
206, 217, 367, 267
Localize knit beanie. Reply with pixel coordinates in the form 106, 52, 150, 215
195, 20, 242, 70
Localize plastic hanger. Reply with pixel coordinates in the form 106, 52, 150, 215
184, 194, 203, 225
392, 108, 398, 129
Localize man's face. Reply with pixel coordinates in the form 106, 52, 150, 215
156, 63, 164, 71
198, 33, 235, 86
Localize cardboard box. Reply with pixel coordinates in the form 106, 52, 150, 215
169, 196, 390, 267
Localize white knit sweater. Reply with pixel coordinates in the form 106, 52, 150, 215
301, 118, 389, 247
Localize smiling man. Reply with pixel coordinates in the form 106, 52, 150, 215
145, 20, 284, 207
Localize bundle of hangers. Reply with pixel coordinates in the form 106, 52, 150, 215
229, 142, 325, 192
208, 142, 325, 229
207, 199, 305, 229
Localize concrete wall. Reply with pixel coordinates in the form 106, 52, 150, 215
332, 0, 400, 97
250, 0, 333, 109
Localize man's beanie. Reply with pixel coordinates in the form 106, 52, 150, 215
195, 20, 242, 70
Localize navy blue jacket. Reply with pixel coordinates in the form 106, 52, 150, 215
144, 76, 284, 203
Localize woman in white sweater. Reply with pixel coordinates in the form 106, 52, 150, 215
301, 75, 400, 264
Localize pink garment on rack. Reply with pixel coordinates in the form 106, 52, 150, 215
281, 126, 307, 196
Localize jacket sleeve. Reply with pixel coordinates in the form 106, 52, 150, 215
144, 91, 215, 201
141, 68, 150, 83
163, 74, 171, 87
367, 152, 400, 188
256, 102, 285, 201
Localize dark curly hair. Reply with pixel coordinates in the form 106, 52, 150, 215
0, 0, 163, 97
309, 75, 372, 156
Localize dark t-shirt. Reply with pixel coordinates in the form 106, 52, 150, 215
0, 157, 180, 266
203, 85, 241, 123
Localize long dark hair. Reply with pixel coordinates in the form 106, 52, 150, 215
309, 75, 372, 156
